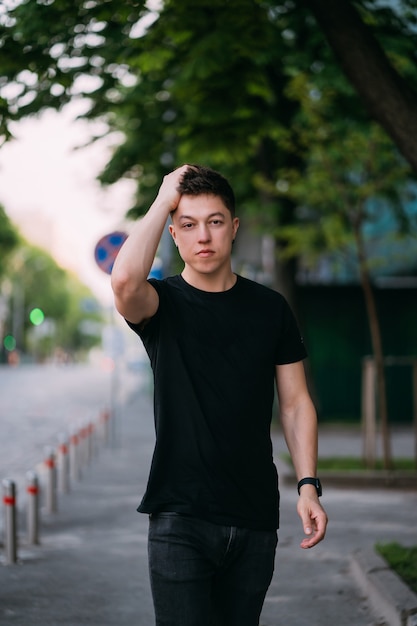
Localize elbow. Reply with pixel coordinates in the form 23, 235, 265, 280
111, 265, 141, 300
110, 270, 136, 313
110, 268, 129, 298
110, 269, 150, 323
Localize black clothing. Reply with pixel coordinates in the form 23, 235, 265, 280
127, 274, 306, 530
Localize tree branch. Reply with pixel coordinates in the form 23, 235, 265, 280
303, 0, 417, 172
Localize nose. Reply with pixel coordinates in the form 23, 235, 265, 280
198, 224, 211, 242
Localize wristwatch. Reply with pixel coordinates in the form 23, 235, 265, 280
297, 477, 322, 497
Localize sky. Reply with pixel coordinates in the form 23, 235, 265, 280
0, 103, 136, 305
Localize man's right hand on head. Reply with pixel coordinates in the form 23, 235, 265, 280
157, 165, 190, 214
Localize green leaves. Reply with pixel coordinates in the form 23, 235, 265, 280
273, 68, 417, 283
1, 0, 417, 236
0, 205, 19, 276
2, 242, 103, 358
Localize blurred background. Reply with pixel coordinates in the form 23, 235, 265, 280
0, 0, 417, 436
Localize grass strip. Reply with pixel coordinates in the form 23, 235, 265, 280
280, 454, 416, 471
317, 457, 416, 471
376, 543, 417, 594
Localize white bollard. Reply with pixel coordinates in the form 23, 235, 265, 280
82, 420, 93, 466
82, 421, 91, 466
44, 447, 57, 514
26, 471, 40, 545
87, 421, 95, 461
2, 478, 17, 564
78, 423, 88, 469
100, 408, 110, 446
57, 434, 70, 494
70, 427, 81, 482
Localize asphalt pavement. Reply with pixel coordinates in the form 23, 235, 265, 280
1, 385, 416, 626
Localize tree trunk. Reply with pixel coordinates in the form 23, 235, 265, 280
302, 0, 417, 174
353, 222, 393, 469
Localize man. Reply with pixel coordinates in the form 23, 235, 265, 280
111, 164, 328, 626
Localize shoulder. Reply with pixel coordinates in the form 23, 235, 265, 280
148, 274, 181, 295
124, 276, 179, 334
236, 275, 287, 306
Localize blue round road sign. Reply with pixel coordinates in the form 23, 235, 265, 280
94, 231, 128, 275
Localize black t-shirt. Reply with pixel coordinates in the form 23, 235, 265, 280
127, 274, 307, 530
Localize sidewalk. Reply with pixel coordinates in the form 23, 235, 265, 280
0, 389, 155, 626
1, 387, 416, 626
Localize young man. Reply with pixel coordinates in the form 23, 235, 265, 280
111, 164, 328, 626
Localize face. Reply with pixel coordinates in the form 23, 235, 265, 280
169, 194, 239, 277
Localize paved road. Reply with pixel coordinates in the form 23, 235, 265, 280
1, 379, 416, 625
0, 358, 148, 514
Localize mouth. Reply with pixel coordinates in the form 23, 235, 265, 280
196, 249, 215, 257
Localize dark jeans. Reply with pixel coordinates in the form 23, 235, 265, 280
148, 512, 278, 626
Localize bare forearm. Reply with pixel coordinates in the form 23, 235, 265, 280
281, 397, 318, 480
280, 395, 327, 549
111, 201, 169, 293
111, 166, 188, 320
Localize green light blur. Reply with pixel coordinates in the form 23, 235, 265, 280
3, 335, 16, 351
29, 308, 45, 326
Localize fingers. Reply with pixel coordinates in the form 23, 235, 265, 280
158, 165, 189, 212
163, 164, 189, 188
299, 521, 326, 549
298, 499, 328, 549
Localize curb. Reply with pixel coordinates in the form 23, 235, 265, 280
350, 548, 417, 626
277, 459, 417, 625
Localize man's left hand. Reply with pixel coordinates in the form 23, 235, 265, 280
297, 495, 328, 549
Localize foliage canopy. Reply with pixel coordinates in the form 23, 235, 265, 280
1, 0, 417, 214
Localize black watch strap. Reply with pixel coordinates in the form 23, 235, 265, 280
297, 477, 322, 497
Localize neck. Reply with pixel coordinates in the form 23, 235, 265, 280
181, 267, 237, 292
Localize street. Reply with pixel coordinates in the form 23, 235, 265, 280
0, 357, 147, 509
0, 360, 416, 625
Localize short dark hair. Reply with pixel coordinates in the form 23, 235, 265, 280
178, 165, 236, 217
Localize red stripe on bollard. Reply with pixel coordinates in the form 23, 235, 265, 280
3, 496, 16, 506
59, 443, 68, 455
44, 457, 55, 469
27, 485, 39, 495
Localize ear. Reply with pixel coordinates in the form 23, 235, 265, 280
168, 223, 177, 246
232, 217, 240, 241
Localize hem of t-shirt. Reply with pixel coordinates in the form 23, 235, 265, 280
275, 353, 307, 365
137, 503, 279, 531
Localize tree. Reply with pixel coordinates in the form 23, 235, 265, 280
1, 0, 417, 174
3, 243, 103, 360
303, 0, 417, 172
0, 204, 19, 277
0, 0, 312, 301
272, 74, 417, 468
1, 0, 415, 354
0, 205, 19, 360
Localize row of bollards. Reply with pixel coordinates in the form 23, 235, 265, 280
1, 408, 112, 565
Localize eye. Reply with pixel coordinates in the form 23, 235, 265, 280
182, 222, 194, 229
210, 219, 223, 226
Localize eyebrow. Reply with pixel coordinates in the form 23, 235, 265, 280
178, 212, 226, 221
